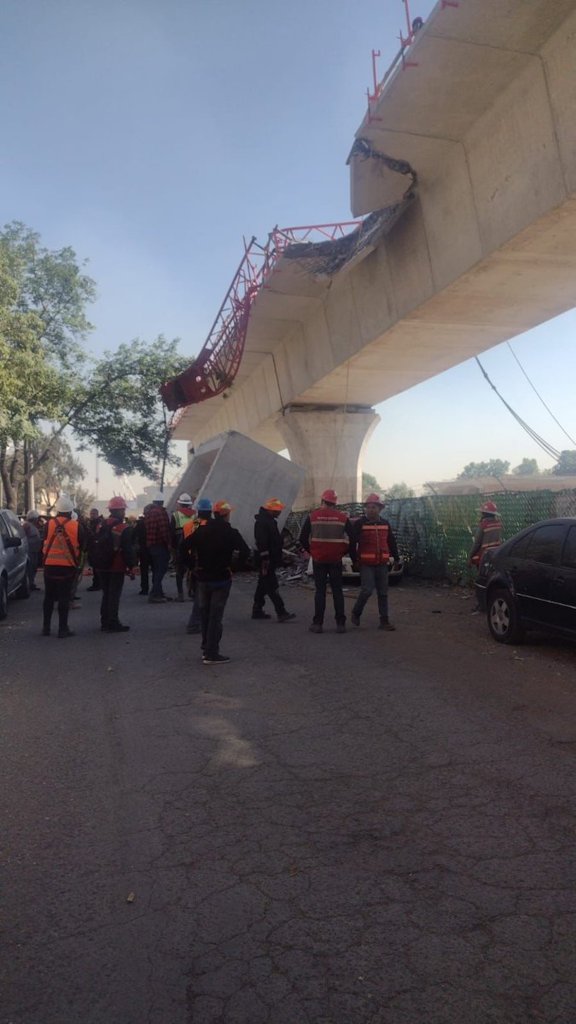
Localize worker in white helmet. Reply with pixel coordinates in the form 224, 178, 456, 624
170, 492, 196, 601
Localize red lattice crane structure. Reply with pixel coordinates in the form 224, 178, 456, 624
160, 221, 363, 414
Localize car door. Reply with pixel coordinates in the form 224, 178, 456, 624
515, 523, 566, 628
550, 525, 576, 635
0, 512, 19, 592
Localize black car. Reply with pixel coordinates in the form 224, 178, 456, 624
475, 518, 576, 644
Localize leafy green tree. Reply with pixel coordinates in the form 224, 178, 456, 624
386, 482, 415, 499
0, 223, 190, 508
32, 435, 87, 512
552, 450, 576, 475
362, 471, 382, 494
72, 337, 189, 483
513, 458, 539, 476
458, 459, 510, 479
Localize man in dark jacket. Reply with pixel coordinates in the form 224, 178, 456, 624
99, 496, 135, 632
86, 507, 104, 591
182, 499, 250, 664
252, 498, 295, 623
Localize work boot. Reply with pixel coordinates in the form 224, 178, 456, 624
379, 619, 396, 631
202, 653, 231, 665
251, 609, 271, 620
148, 596, 167, 603
336, 623, 346, 634
106, 623, 130, 633
309, 623, 323, 634
277, 612, 296, 623
58, 628, 75, 639
351, 612, 360, 627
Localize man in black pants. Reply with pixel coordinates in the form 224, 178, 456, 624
100, 496, 135, 633
42, 494, 87, 638
182, 500, 250, 665
252, 498, 295, 623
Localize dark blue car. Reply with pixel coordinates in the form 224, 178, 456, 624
475, 518, 576, 644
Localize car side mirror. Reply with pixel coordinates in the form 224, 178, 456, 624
3, 536, 22, 549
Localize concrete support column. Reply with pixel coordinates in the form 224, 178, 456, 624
276, 405, 380, 510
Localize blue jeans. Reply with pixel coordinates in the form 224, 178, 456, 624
352, 565, 389, 621
198, 580, 232, 658
148, 544, 170, 598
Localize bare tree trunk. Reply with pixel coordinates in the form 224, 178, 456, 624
0, 444, 19, 511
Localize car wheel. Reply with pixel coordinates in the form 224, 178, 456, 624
16, 566, 31, 599
487, 587, 524, 644
0, 575, 8, 621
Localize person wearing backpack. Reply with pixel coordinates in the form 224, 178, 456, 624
99, 496, 135, 633
41, 494, 87, 638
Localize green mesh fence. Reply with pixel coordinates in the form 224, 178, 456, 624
285, 490, 576, 583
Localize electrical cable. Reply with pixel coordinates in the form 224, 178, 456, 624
474, 357, 561, 461
506, 341, 576, 447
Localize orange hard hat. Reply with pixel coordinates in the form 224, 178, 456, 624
213, 500, 233, 515
479, 500, 499, 515
263, 497, 285, 512
364, 492, 384, 507
321, 489, 338, 504
108, 496, 127, 511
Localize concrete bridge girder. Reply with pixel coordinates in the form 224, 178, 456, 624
173, 0, 576, 502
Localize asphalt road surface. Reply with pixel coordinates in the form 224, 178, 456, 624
2, 574, 576, 1024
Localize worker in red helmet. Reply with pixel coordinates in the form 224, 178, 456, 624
299, 488, 356, 634
351, 493, 400, 631
98, 496, 135, 633
469, 500, 503, 569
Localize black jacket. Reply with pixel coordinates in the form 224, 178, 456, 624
182, 517, 250, 581
254, 508, 284, 569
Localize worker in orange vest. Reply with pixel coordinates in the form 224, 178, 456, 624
42, 494, 87, 638
351, 493, 400, 631
299, 488, 356, 634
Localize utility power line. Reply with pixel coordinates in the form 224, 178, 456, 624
474, 357, 561, 461
506, 341, 576, 447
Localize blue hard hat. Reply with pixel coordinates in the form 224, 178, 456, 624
197, 497, 212, 512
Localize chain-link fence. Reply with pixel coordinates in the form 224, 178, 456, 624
285, 490, 576, 583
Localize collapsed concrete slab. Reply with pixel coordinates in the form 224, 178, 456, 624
168, 431, 305, 544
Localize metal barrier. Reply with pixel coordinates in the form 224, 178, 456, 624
286, 490, 576, 583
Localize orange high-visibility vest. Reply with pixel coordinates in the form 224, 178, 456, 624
43, 516, 80, 567
357, 521, 391, 566
182, 518, 199, 540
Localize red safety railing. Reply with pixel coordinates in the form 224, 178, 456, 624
161, 221, 362, 413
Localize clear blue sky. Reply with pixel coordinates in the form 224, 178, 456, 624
2, 0, 574, 496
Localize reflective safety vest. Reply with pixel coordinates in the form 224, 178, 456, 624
471, 517, 503, 566
309, 507, 349, 563
174, 509, 194, 531
357, 521, 391, 566
182, 517, 199, 540
43, 516, 80, 568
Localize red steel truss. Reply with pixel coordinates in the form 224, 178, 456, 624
161, 221, 361, 413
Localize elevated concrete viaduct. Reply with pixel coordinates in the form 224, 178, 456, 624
171, 0, 576, 508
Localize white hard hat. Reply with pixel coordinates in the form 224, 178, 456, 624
26, 510, 40, 520
55, 494, 74, 514
152, 491, 165, 503
178, 492, 193, 505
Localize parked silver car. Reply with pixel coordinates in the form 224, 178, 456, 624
0, 509, 30, 619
